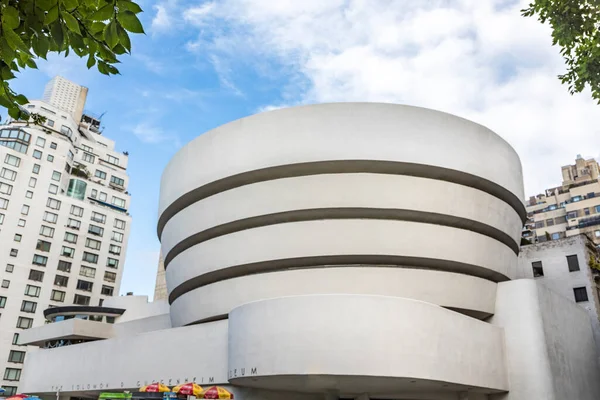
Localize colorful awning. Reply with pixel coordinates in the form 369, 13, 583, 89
173, 383, 203, 397
139, 383, 171, 393
201, 386, 233, 399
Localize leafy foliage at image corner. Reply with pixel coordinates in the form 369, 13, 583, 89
0, 0, 144, 120
522, 0, 600, 103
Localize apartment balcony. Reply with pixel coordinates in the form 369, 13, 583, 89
566, 215, 600, 231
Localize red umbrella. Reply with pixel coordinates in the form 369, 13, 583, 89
139, 383, 171, 393
202, 387, 233, 399
7, 395, 30, 400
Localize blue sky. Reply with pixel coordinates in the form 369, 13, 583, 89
6, 0, 600, 297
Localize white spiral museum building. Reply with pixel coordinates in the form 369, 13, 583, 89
18, 104, 600, 400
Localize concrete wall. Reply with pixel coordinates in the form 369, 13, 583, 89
489, 280, 600, 400
228, 294, 508, 397
517, 235, 600, 358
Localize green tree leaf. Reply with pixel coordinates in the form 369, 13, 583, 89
90, 3, 115, 21
116, 23, 130, 51
37, 0, 57, 11
50, 20, 64, 49
117, 0, 143, 14
61, 0, 78, 11
1, 6, 20, 30
61, 11, 81, 35
104, 19, 118, 48
117, 10, 144, 33
44, 5, 59, 25
87, 54, 96, 68
3, 26, 32, 55
14, 94, 28, 105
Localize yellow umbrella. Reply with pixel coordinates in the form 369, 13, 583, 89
201, 386, 233, 399
139, 383, 171, 393
173, 383, 203, 397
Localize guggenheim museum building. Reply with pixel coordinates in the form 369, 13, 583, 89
17, 103, 600, 400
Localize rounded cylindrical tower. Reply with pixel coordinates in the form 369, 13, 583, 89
158, 103, 525, 328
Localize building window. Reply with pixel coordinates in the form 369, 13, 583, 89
596, 230, 600, 238
61, 246, 75, 258
91, 189, 98, 198
3, 368, 21, 381
20, 300, 37, 313
0, 197, 8, 209
91, 212, 106, 224
85, 238, 101, 250
68, 150, 74, 160
112, 196, 126, 208
111, 231, 124, 243
101, 285, 114, 296
0, 167, 17, 181
82, 252, 98, 264
39, 225, 55, 238
64, 232, 78, 244
5, 264, 13, 273
51, 171, 61, 181
0, 182, 13, 195
0, 296, 6, 308
110, 176, 125, 187
88, 224, 104, 236
595, 205, 600, 213
73, 294, 90, 305
95, 170, 107, 179
17, 218, 26, 227
584, 208, 591, 216
13, 234, 21, 242
36, 240, 51, 252
107, 155, 119, 165
114, 219, 126, 230
57, 260, 72, 272
51, 142, 58, 150
12, 333, 19, 345
54, 275, 69, 287
32, 254, 48, 266
47, 119, 54, 127
2, 386, 17, 396
21, 204, 29, 215
66, 179, 87, 200
32, 163, 40, 174
25, 190, 33, 199
67, 218, 81, 230
551, 232, 561, 240
99, 192, 107, 202
16, 317, 33, 329
8, 350, 26, 363
0, 213, 3, 224
36, 136, 46, 147
4, 154, 20, 167
567, 211, 578, 219
535, 221, 544, 229
9, 248, 18, 257
109, 244, 121, 255
70, 205, 83, 217
61, 125, 72, 138
51, 290, 66, 302
43, 211, 58, 224
574, 287, 589, 302
107, 258, 119, 269
1, 279, 9, 288
32, 150, 42, 159
28, 269, 44, 282
82, 152, 95, 163
46, 197, 61, 210
80, 266, 96, 278
47, 154, 54, 162
24, 284, 41, 297
104, 271, 117, 283
567, 255, 580, 272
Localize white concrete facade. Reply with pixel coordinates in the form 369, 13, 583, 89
0, 82, 131, 395
16, 103, 600, 400
42, 76, 88, 121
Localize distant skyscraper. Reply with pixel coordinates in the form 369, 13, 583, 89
42, 76, 88, 121
153, 252, 167, 301
0, 77, 131, 395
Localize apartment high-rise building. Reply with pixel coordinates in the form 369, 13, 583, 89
42, 76, 88, 121
523, 155, 600, 246
0, 78, 131, 395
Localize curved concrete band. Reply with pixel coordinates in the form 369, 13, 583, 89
160, 173, 523, 267
158, 103, 525, 327
228, 295, 509, 395
169, 268, 498, 327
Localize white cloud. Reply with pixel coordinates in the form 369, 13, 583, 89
181, 0, 600, 196
131, 122, 170, 143
151, 0, 178, 33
